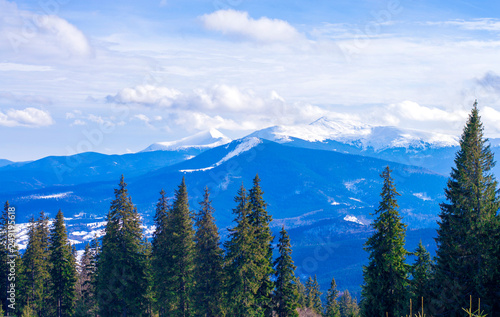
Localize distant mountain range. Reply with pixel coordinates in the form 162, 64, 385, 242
141, 128, 231, 152
3, 117, 493, 295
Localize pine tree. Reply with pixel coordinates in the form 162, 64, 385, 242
19, 212, 51, 316
248, 174, 275, 316
410, 241, 432, 314
74, 243, 92, 317
296, 277, 307, 308
338, 290, 359, 317
433, 102, 500, 316
49, 210, 78, 317
273, 226, 299, 317
361, 166, 409, 317
224, 184, 260, 316
193, 187, 225, 317
305, 275, 322, 314
143, 240, 155, 317
323, 277, 340, 317
74, 237, 99, 317
97, 175, 148, 316
164, 177, 196, 317
151, 189, 171, 316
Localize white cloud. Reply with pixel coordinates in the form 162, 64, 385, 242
427, 18, 500, 32
134, 114, 150, 123
70, 119, 86, 126
0, 63, 52, 72
36, 15, 93, 57
0, 107, 54, 127
388, 101, 465, 122
0, 1, 92, 58
200, 10, 303, 43
189, 85, 265, 112
108, 85, 181, 107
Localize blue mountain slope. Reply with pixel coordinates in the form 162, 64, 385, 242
0, 159, 13, 167
0, 149, 203, 193
3, 138, 448, 230
3, 138, 449, 295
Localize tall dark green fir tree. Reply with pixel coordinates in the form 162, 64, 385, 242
49, 210, 78, 317
74, 243, 95, 317
224, 184, 260, 316
324, 277, 340, 317
410, 241, 432, 314
193, 187, 224, 317
273, 226, 298, 317
164, 177, 196, 317
151, 189, 171, 316
338, 290, 360, 317
19, 212, 51, 316
247, 174, 274, 316
433, 102, 500, 316
97, 175, 148, 317
305, 275, 322, 315
361, 166, 409, 317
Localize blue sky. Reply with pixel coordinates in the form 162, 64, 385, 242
2, 0, 500, 161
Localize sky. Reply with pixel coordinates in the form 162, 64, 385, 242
2, 0, 500, 161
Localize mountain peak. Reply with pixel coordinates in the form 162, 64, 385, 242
249, 117, 459, 150
141, 129, 232, 152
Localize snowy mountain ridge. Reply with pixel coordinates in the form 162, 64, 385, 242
250, 117, 459, 151
142, 128, 231, 152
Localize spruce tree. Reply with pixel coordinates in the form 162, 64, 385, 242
338, 290, 359, 317
49, 210, 78, 317
248, 174, 274, 316
361, 166, 409, 317
97, 175, 148, 316
20, 212, 51, 316
433, 102, 500, 316
193, 187, 224, 317
305, 275, 322, 314
224, 184, 260, 316
164, 177, 196, 317
74, 243, 92, 317
410, 241, 432, 314
273, 226, 298, 317
143, 240, 155, 317
296, 277, 307, 308
324, 277, 340, 317
151, 189, 171, 316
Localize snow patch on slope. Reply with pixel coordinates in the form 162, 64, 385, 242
27, 191, 73, 200
344, 215, 364, 225
181, 137, 262, 173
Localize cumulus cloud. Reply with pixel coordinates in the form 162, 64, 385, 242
0, 107, 54, 127
36, 15, 93, 57
388, 101, 465, 122
200, 10, 303, 43
105, 84, 331, 132
107, 85, 181, 107
0, 0, 92, 57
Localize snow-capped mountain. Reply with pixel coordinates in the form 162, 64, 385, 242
250, 117, 459, 151
142, 128, 231, 152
